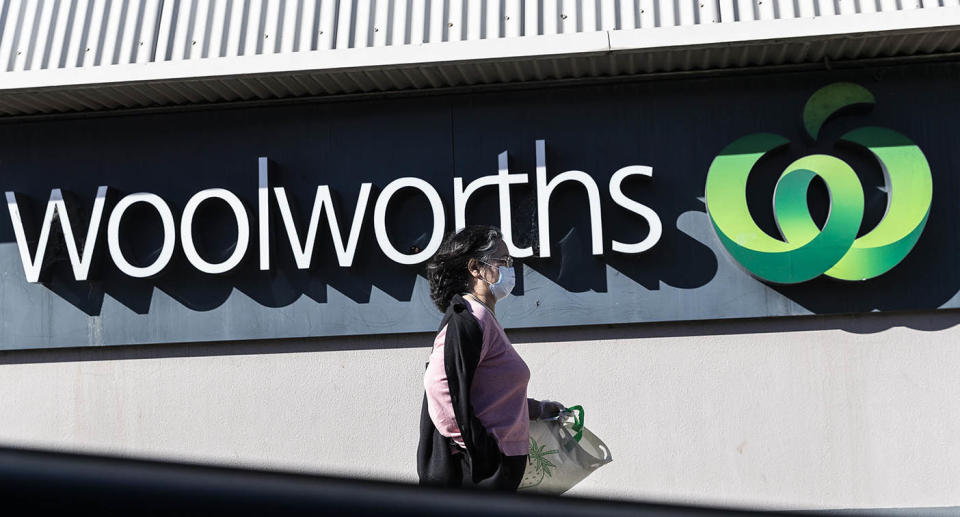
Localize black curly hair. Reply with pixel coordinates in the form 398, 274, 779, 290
425, 225, 503, 312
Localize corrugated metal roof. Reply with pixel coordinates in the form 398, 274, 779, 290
0, 1, 958, 116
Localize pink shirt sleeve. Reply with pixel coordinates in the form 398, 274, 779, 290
423, 325, 466, 448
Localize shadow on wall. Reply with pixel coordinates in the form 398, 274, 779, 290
509, 309, 960, 344
0, 309, 957, 366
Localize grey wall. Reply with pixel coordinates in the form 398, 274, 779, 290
1, 310, 959, 510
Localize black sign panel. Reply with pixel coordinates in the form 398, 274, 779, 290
0, 60, 957, 349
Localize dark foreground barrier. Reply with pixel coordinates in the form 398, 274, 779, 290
0, 445, 798, 516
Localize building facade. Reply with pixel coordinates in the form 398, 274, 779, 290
1, 1, 960, 512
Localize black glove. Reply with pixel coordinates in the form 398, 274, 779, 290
528, 398, 565, 420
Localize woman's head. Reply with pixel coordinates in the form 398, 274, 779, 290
426, 225, 512, 312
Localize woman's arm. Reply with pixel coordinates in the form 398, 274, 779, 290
443, 302, 503, 482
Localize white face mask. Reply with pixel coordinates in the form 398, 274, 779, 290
484, 265, 516, 301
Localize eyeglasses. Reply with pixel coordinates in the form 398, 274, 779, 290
481, 256, 514, 268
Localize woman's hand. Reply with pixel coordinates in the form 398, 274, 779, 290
528, 398, 566, 420
539, 400, 565, 420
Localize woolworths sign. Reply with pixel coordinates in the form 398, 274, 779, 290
705, 82, 933, 284
0, 67, 955, 349
6, 142, 661, 282
3, 83, 929, 286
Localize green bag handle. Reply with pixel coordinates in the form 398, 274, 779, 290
564, 405, 584, 442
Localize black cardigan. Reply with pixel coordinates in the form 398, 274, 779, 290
417, 294, 504, 486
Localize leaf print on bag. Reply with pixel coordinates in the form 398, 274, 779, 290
518, 436, 559, 489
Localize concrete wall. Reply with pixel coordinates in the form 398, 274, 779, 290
1, 310, 959, 510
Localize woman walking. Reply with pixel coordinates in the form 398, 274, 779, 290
417, 225, 564, 490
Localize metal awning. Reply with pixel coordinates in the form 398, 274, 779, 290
0, 1, 958, 117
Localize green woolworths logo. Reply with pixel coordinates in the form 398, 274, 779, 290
704, 82, 933, 284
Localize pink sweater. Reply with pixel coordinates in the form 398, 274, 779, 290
423, 298, 531, 456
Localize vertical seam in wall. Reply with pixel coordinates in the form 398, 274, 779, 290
448, 97, 455, 213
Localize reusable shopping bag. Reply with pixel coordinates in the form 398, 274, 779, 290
518, 406, 612, 494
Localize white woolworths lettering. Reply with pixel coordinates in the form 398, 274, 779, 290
4, 143, 662, 282
535, 139, 604, 257
5, 187, 108, 282
452, 142, 661, 258
373, 177, 446, 265
181, 189, 250, 274
609, 165, 662, 253
453, 151, 533, 258
107, 193, 177, 279
259, 158, 373, 269
258, 157, 271, 270
274, 184, 372, 269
